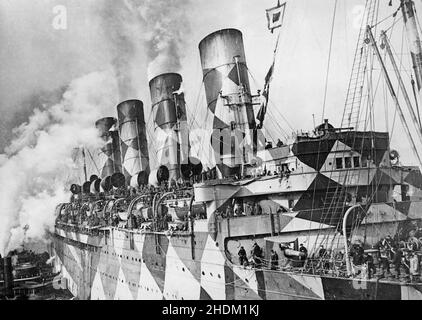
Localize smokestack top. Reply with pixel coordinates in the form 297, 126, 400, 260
95, 117, 116, 129
149, 72, 182, 86
117, 100, 145, 123
95, 117, 117, 139
149, 73, 183, 107
117, 99, 143, 108
198, 28, 248, 74
198, 28, 243, 49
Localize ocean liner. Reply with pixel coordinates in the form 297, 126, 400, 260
52, 0, 422, 300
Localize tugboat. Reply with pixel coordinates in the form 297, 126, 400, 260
0, 247, 68, 300
52, 0, 422, 300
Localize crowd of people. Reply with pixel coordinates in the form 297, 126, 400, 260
348, 232, 422, 282
234, 229, 422, 284
238, 243, 266, 268
237, 242, 309, 270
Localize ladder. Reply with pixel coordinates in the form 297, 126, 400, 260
340, 0, 379, 130
313, 0, 380, 249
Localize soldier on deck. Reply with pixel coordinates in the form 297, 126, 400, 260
226, 204, 234, 218
238, 246, 247, 266
270, 250, 279, 270
276, 139, 284, 147
409, 252, 420, 282
299, 244, 308, 261
252, 243, 263, 268
254, 202, 263, 216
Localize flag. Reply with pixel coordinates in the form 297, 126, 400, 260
256, 62, 275, 128
266, 1, 286, 33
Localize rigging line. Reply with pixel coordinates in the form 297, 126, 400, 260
391, 32, 414, 81
389, 25, 405, 138
385, 31, 422, 136
370, 27, 422, 169
188, 80, 206, 130
246, 67, 295, 133
384, 13, 402, 33
383, 13, 400, 133
380, 16, 402, 139
264, 111, 286, 140
267, 98, 295, 132
384, 78, 390, 133
86, 148, 100, 175
321, 0, 338, 122
360, 11, 397, 132
264, 107, 289, 139
188, 60, 205, 125
370, 6, 401, 29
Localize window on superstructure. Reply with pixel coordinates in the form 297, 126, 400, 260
336, 158, 343, 169
345, 157, 352, 169
353, 156, 360, 168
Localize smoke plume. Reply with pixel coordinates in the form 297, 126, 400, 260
100, 0, 191, 98
0, 0, 193, 255
138, 0, 192, 80
0, 70, 119, 255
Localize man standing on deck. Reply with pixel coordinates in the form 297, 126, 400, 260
378, 241, 391, 278
271, 250, 279, 270
238, 246, 247, 266
252, 243, 263, 268
299, 244, 308, 261
392, 246, 403, 279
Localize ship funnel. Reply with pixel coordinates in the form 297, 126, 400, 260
199, 29, 256, 178
2, 257, 14, 298
148, 165, 170, 187
111, 172, 126, 188
90, 179, 102, 193
82, 181, 92, 194
89, 175, 99, 182
181, 157, 203, 179
95, 117, 123, 180
100, 176, 113, 192
70, 184, 82, 195
148, 73, 189, 183
117, 100, 150, 188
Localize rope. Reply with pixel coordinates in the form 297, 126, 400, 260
86, 148, 100, 175
321, 0, 338, 122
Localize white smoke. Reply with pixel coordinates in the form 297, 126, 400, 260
108, 0, 192, 81
140, 0, 191, 80
0, 0, 193, 255
0, 70, 119, 256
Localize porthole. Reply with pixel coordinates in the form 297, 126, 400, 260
202, 271, 205, 275
182, 267, 185, 272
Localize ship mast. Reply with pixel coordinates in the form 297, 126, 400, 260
367, 26, 422, 170
401, 0, 422, 113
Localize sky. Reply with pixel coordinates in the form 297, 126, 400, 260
0, 0, 422, 253
1, 0, 421, 162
